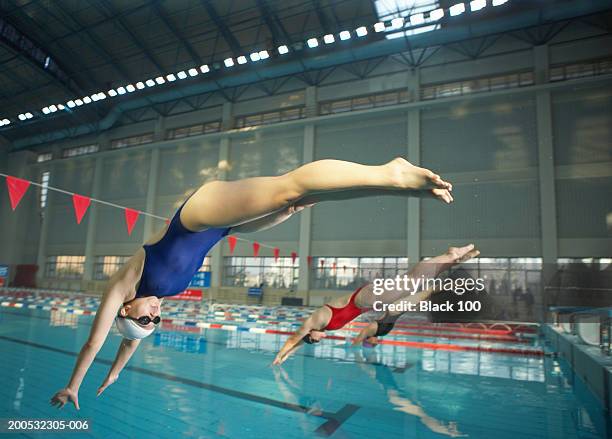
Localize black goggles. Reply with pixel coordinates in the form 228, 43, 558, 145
120, 315, 161, 326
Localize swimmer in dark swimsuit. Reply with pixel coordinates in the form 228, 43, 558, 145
352, 311, 404, 347
51, 157, 453, 409
272, 244, 480, 365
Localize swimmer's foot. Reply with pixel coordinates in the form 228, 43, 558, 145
386, 157, 452, 191
443, 244, 480, 267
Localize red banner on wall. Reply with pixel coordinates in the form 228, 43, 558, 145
6, 176, 30, 210
72, 194, 91, 224
227, 235, 237, 254
170, 288, 203, 301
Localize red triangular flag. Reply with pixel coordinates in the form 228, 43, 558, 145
124, 208, 140, 235
291, 251, 297, 264
165, 218, 170, 225
71, 194, 91, 224
273, 247, 280, 261
227, 235, 237, 254
307, 256, 313, 267
6, 176, 30, 210
252, 241, 260, 257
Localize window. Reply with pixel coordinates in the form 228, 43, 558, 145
111, 133, 154, 149
62, 144, 99, 158
421, 71, 535, 100
312, 257, 409, 290
45, 256, 85, 279
37, 152, 52, 163
550, 57, 612, 82
93, 256, 130, 280
166, 121, 221, 140
40, 171, 50, 209
223, 257, 298, 288
319, 90, 410, 115
234, 107, 306, 128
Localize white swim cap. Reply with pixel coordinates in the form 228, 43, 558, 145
115, 316, 155, 340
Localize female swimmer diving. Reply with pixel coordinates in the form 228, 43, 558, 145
272, 244, 480, 365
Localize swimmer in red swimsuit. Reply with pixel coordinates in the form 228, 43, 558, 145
272, 244, 480, 365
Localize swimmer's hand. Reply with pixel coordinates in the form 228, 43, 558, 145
50, 388, 80, 410
272, 352, 286, 366
96, 373, 119, 396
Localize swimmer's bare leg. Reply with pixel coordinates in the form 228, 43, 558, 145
233, 187, 453, 234
180, 158, 451, 230
356, 244, 480, 308
296, 187, 454, 206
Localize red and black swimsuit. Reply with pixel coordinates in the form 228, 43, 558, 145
323, 286, 367, 330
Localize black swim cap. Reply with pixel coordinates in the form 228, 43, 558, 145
302, 334, 319, 344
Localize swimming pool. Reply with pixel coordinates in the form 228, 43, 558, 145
0, 292, 607, 438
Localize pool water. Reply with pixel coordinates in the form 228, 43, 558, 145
0, 306, 607, 438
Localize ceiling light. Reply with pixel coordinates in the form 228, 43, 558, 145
108, 89, 118, 97
470, 0, 486, 11
97, 92, 106, 100
356, 26, 367, 37
492, 0, 508, 5
125, 84, 135, 92
177, 71, 187, 79
258, 50, 269, 59
136, 82, 145, 89
278, 45, 289, 54
430, 8, 444, 20
91, 94, 100, 101
224, 58, 234, 67
237, 56, 247, 64
166, 74, 176, 82
307, 38, 318, 48
82, 96, 92, 104
57, 104, 65, 110
49, 104, 58, 112
250, 52, 261, 61
323, 34, 335, 44
374, 22, 385, 32
188, 68, 198, 77
18, 114, 26, 121
117, 86, 126, 94
410, 13, 425, 25
25, 112, 33, 119
146, 79, 156, 87
155, 76, 165, 84
391, 17, 404, 28
200, 64, 210, 73
450, 3, 466, 16
339, 30, 351, 40
75, 99, 83, 106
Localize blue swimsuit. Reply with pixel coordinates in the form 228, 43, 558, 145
136, 198, 230, 298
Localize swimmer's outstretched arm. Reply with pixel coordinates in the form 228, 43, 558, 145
272, 324, 310, 366
96, 338, 141, 396
181, 158, 452, 231
272, 309, 328, 365
352, 320, 381, 345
